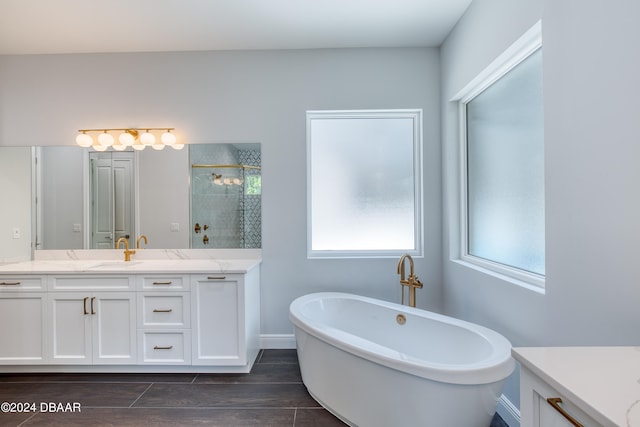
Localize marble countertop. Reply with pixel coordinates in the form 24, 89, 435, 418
0, 249, 261, 274
512, 346, 640, 427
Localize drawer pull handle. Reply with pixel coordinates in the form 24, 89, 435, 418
91, 297, 96, 315
153, 345, 173, 350
153, 308, 173, 313
152, 281, 173, 285
0, 282, 20, 285
207, 276, 226, 280
83, 297, 89, 315
547, 398, 584, 427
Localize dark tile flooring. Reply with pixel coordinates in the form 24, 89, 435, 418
0, 350, 508, 427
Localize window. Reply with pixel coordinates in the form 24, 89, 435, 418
455, 22, 544, 288
307, 110, 423, 258
245, 174, 261, 195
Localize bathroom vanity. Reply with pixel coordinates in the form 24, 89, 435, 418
513, 346, 640, 427
0, 250, 261, 373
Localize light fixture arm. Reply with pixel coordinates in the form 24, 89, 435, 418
77, 127, 174, 133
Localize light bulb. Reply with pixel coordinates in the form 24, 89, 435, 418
131, 142, 145, 151
112, 143, 127, 151
76, 132, 93, 147
151, 142, 165, 150
161, 130, 176, 145
98, 131, 114, 147
171, 143, 185, 150
140, 131, 155, 145
119, 131, 135, 146
92, 143, 108, 152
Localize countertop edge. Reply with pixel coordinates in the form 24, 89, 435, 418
512, 346, 636, 427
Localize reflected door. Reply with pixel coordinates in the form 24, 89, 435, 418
90, 152, 135, 249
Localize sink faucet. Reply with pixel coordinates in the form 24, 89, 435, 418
397, 254, 423, 308
136, 235, 148, 249
116, 237, 136, 262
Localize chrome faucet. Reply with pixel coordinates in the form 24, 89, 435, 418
397, 254, 423, 308
116, 237, 136, 262
136, 235, 148, 249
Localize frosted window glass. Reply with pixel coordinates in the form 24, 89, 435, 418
466, 49, 545, 275
308, 110, 422, 257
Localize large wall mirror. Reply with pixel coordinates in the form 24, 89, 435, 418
17, 143, 261, 252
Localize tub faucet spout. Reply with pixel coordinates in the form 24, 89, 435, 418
397, 254, 423, 308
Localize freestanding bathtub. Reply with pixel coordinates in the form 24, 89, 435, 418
289, 292, 515, 427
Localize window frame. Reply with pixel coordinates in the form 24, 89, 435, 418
453, 21, 545, 291
306, 109, 424, 259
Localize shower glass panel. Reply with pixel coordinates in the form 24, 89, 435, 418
190, 144, 261, 249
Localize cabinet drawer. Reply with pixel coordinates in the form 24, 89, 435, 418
536, 390, 597, 427
138, 293, 190, 328
138, 276, 189, 291
49, 276, 133, 291
0, 276, 45, 291
138, 331, 191, 364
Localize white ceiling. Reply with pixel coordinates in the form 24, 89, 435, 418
0, 0, 472, 55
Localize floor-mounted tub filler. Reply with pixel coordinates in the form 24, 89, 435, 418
289, 292, 515, 427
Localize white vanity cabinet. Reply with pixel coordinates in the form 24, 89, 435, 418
0, 256, 261, 373
519, 366, 598, 427
48, 275, 137, 365
137, 275, 191, 365
513, 347, 637, 427
191, 267, 260, 367
0, 276, 47, 364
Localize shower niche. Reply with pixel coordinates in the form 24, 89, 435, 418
190, 144, 261, 249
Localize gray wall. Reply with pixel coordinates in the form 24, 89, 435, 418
441, 0, 640, 411
0, 48, 443, 335
40, 146, 85, 249
137, 148, 190, 249
0, 147, 31, 262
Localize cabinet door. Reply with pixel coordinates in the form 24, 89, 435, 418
191, 275, 243, 365
539, 397, 580, 427
49, 293, 92, 364
521, 367, 597, 427
92, 292, 136, 364
0, 293, 47, 364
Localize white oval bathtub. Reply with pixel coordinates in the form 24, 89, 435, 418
289, 292, 515, 427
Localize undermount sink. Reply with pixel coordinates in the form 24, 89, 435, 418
84, 261, 141, 269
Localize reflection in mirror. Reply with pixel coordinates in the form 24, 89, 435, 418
37, 146, 85, 249
190, 144, 261, 249
29, 143, 261, 251
89, 152, 135, 248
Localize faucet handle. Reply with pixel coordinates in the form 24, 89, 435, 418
136, 235, 148, 249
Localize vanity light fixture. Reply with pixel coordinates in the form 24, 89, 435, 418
75, 128, 184, 151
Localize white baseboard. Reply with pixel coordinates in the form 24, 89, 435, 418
496, 394, 520, 427
260, 334, 296, 349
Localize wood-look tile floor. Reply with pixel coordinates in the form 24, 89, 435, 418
0, 350, 508, 426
